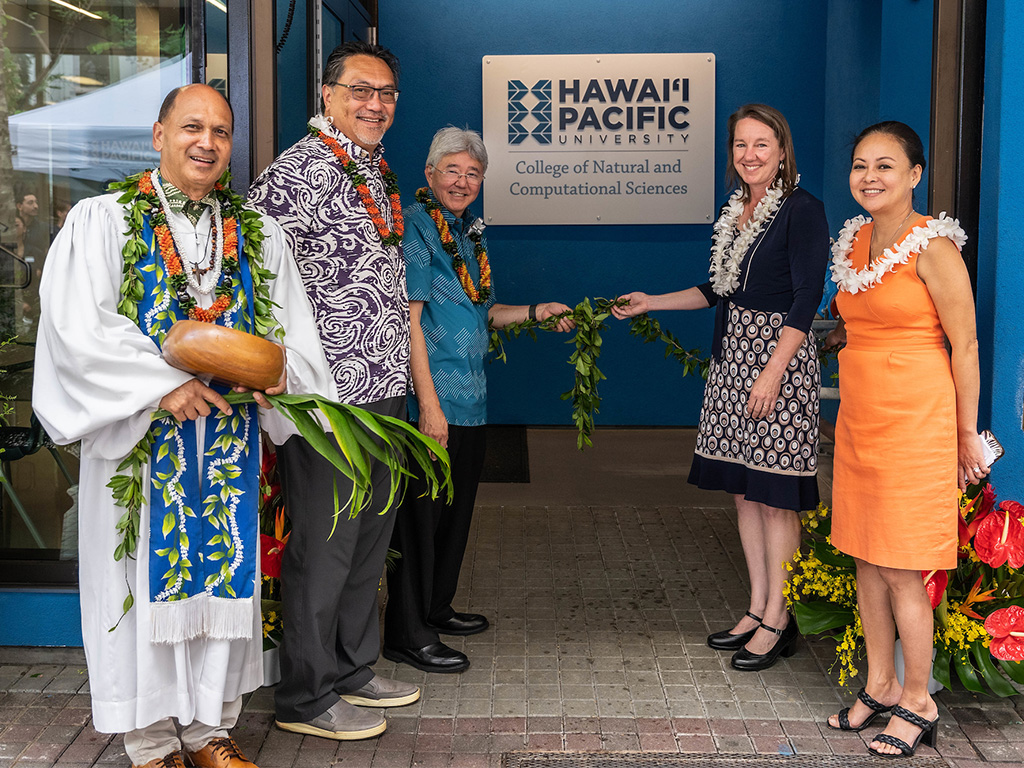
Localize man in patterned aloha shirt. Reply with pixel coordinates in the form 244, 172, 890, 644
248, 41, 416, 741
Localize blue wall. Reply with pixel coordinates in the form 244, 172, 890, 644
978, 0, 1024, 501
378, 0, 932, 426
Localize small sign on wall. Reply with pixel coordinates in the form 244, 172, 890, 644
481, 53, 715, 226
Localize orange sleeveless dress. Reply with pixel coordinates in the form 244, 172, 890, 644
831, 216, 959, 570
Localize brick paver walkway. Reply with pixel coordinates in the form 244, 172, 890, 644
2, 429, 1022, 767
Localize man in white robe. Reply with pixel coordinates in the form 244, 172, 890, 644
32, 84, 329, 768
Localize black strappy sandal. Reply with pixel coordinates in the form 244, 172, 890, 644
827, 687, 893, 732
707, 611, 762, 651
868, 704, 939, 758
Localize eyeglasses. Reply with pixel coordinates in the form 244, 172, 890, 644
328, 82, 400, 103
433, 168, 485, 185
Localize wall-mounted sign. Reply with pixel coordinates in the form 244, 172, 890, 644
481, 53, 715, 226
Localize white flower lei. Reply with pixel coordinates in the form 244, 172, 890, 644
709, 176, 792, 296
830, 212, 968, 294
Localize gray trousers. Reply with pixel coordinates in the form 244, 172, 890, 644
273, 396, 404, 723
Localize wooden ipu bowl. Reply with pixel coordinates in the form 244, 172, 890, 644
161, 320, 284, 391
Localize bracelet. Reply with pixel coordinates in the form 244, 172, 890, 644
528, 304, 537, 322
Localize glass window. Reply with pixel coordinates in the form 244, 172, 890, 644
0, 0, 193, 582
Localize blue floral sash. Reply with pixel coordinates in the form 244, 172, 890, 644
137, 213, 260, 644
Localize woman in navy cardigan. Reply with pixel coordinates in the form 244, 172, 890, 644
614, 103, 829, 671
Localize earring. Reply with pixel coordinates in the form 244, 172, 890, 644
327, 115, 334, 124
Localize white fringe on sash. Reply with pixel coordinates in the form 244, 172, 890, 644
150, 593, 254, 644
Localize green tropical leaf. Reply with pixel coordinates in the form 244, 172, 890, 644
932, 643, 953, 689
998, 659, 1024, 685
809, 540, 855, 568
970, 640, 1018, 696
792, 600, 855, 635
953, 651, 986, 693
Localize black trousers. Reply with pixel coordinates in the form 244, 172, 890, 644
274, 396, 404, 723
384, 424, 487, 649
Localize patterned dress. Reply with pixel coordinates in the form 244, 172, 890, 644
689, 188, 830, 512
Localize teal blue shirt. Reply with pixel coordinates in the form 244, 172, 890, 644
404, 195, 495, 427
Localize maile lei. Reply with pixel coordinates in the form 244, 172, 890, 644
416, 187, 492, 304
308, 117, 403, 247
105, 169, 281, 633
830, 213, 968, 294
709, 175, 792, 296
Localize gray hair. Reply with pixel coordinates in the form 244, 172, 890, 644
426, 127, 488, 172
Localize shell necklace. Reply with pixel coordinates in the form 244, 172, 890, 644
150, 170, 225, 295
709, 175, 790, 296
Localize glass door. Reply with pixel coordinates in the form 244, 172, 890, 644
0, 0, 198, 583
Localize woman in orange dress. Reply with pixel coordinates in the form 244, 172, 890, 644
826, 122, 989, 758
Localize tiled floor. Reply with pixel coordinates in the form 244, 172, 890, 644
1, 429, 1022, 767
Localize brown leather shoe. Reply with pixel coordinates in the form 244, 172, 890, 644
133, 752, 187, 768
186, 738, 257, 768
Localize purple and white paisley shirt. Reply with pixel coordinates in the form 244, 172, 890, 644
248, 120, 410, 405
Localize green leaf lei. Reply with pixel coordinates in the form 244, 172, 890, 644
489, 297, 710, 451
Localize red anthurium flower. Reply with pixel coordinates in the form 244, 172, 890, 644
260, 533, 288, 579
974, 505, 1024, 569
1003, 500, 1024, 523
921, 569, 948, 609
984, 605, 1024, 662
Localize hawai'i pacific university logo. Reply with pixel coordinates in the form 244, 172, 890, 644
508, 79, 552, 145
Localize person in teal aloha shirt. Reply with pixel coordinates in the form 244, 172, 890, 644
382, 127, 574, 673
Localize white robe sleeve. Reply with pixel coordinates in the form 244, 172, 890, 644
32, 194, 194, 461
253, 214, 335, 444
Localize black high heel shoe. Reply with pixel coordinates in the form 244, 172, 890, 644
827, 688, 893, 732
868, 705, 939, 758
707, 611, 762, 651
730, 615, 798, 671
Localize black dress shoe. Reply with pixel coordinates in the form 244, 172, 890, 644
730, 615, 799, 671
382, 642, 470, 673
428, 612, 489, 636
707, 611, 762, 651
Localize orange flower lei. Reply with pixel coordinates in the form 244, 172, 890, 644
310, 127, 404, 247
416, 187, 491, 305
138, 173, 239, 323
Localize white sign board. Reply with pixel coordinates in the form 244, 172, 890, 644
481, 53, 715, 226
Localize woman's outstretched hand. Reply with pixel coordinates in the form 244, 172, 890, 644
611, 292, 650, 319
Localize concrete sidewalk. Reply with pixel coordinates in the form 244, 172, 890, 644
1, 428, 1022, 767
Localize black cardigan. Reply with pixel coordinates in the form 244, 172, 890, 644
696, 187, 830, 358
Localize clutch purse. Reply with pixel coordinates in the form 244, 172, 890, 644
980, 429, 1004, 467
161, 320, 284, 391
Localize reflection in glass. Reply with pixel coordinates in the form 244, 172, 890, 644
1, 0, 190, 570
